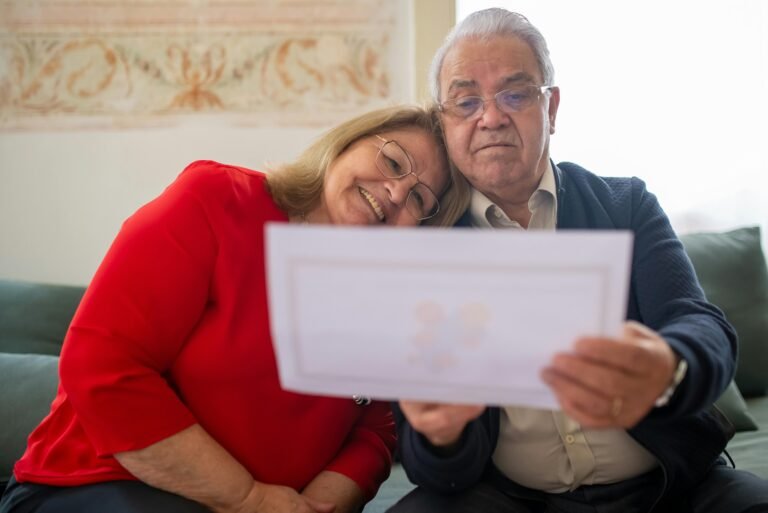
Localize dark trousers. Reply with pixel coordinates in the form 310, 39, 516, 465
386, 464, 768, 513
0, 477, 211, 513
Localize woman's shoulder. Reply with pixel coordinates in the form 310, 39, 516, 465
169, 160, 270, 201
169, 160, 286, 222
178, 160, 266, 185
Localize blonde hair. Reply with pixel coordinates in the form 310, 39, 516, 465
266, 105, 469, 227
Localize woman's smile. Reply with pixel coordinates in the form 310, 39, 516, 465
358, 186, 386, 222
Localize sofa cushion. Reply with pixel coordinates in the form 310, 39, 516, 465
680, 226, 768, 397
727, 396, 768, 479
0, 353, 59, 485
0, 280, 85, 356
714, 380, 759, 432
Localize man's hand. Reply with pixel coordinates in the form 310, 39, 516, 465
541, 321, 678, 428
398, 401, 485, 449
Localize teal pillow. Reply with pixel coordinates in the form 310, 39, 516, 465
680, 226, 768, 397
0, 353, 59, 483
714, 380, 759, 432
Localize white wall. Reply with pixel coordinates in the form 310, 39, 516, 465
1, 0, 426, 286
0, 122, 319, 285
457, 0, 768, 243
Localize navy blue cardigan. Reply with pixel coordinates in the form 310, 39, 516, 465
394, 161, 737, 507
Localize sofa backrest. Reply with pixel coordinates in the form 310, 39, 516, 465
0, 280, 84, 492
0, 353, 60, 486
0, 279, 85, 356
679, 226, 768, 398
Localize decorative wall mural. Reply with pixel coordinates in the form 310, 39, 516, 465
0, 0, 403, 129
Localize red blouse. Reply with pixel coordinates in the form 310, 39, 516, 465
14, 161, 396, 500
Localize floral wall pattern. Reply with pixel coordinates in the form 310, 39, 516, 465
0, 0, 403, 129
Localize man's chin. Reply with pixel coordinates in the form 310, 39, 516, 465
471, 155, 521, 175
464, 163, 531, 191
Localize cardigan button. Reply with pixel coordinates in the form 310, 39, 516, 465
352, 395, 371, 406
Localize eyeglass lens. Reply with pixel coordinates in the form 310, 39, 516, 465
375, 140, 439, 220
376, 140, 411, 178
443, 85, 544, 119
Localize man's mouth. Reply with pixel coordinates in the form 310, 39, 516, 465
476, 141, 515, 151
358, 187, 385, 222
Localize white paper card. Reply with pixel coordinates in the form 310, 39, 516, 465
266, 224, 633, 409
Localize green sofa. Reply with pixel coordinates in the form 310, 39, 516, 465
2, 226, 767, 511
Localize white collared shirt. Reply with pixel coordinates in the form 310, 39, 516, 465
468, 162, 658, 492
468, 161, 557, 230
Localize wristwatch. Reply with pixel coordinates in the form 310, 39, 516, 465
654, 357, 688, 407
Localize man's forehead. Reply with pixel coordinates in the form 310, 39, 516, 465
439, 36, 541, 91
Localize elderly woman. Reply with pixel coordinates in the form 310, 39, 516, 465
0, 106, 469, 513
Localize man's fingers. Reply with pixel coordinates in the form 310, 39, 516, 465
555, 394, 615, 428
570, 321, 671, 376
544, 369, 641, 428
571, 337, 651, 373
542, 368, 612, 417
549, 352, 625, 394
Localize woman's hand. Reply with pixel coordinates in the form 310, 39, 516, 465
226, 482, 335, 513
301, 470, 364, 513
116, 424, 336, 513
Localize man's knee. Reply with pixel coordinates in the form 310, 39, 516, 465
690, 466, 768, 513
386, 482, 532, 513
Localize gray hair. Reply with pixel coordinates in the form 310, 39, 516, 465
429, 8, 555, 102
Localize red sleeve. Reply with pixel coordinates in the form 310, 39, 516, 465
324, 401, 397, 500
59, 161, 220, 456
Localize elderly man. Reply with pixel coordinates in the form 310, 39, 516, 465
390, 8, 768, 513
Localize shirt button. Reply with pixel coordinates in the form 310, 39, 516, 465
565, 434, 575, 444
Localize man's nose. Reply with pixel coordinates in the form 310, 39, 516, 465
478, 99, 510, 129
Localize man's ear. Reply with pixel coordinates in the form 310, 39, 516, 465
547, 86, 561, 134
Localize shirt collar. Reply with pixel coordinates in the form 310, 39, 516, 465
468, 161, 558, 229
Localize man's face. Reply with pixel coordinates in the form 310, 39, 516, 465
438, 36, 560, 203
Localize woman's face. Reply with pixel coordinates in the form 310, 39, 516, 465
314, 128, 449, 226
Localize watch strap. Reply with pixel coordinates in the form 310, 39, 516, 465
654, 357, 688, 407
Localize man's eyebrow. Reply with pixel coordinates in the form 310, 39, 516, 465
500, 72, 538, 87
445, 72, 539, 97
445, 79, 477, 96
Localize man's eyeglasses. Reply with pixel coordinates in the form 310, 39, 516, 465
373, 135, 440, 221
439, 85, 554, 120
